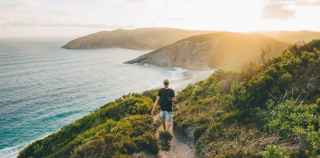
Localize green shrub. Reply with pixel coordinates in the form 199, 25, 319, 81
262, 145, 289, 158
280, 72, 293, 83
70, 115, 158, 158
19, 95, 156, 158
316, 98, 320, 105
265, 100, 320, 156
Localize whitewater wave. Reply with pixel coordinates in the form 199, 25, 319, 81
0, 145, 21, 158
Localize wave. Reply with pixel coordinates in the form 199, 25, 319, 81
0, 144, 21, 158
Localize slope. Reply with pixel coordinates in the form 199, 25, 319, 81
126, 32, 289, 70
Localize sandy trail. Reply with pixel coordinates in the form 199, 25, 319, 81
158, 136, 196, 158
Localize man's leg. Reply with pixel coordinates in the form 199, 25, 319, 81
162, 120, 167, 131
166, 120, 171, 132
160, 111, 166, 131
165, 111, 172, 133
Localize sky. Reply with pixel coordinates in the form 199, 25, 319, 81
1, 0, 320, 38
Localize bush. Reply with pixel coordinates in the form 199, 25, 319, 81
265, 100, 320, 156
316, 98, 320, 105
262, 145, 289, 158
280, 72, 293, 83
19, 95, 156, 158
71, 115, 158, 158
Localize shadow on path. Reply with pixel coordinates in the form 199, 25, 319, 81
153, 114, 196, 158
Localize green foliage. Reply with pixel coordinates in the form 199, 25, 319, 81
262, 145, 289, 158
19, 40, 320, 158
142, 89, 159, 101
316, 98, 320, 105
98, 95, 152, 120
280, 72, 293, 83
265, 100, 320, 156
175, 40, 320, 157
236, 40, 320, 108
71, 115, 158, 158
18, 95, 157, 158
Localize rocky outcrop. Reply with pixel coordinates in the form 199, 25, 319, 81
62, 28, 208, 50
125, 32, 289, 70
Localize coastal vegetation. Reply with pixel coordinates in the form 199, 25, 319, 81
18, 94, 159, 158
174, 40, 320, 157
20, 40, 320, 157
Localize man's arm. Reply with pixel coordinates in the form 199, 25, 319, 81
172, 96, 176, 103
172, 90, 176, 103
151, 96, 159, 115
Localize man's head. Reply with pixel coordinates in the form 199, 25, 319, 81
163, 79, 169, 88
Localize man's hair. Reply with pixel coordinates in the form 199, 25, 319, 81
163, 79, 169, 86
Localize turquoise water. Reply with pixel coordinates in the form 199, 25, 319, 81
0, 38, 211, 158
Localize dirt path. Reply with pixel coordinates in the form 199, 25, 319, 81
158, 136, 196, 158
153, 115, 196, 158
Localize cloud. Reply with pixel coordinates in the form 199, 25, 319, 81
0, 0, 169, 28
296, 0, 320, 6
263, 0, 296, 20
126, 0, 146, 3
262, 0, 320, 20
1, 0, 320, 37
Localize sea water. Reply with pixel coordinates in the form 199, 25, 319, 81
0, 38, 212, 158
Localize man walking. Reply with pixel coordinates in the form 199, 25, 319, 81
151, 79, 175, 132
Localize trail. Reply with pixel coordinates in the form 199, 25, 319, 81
153, 115, 196, 158
157, 136, 196, 158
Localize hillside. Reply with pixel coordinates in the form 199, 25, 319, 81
262, 31, 320, 44
125, 32, 289, 70
18, 94, 160, 158
174, 40, 320, 157
62, 28, 207, 50
19, 40, 320, 158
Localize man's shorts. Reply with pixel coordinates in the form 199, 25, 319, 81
160, 110, 172, 122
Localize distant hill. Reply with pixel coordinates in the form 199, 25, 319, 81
62, 28, 208, 50
125, 32, 289, 70
262, 31, 320, 43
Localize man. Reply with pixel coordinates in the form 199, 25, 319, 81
151, 79, 176, 132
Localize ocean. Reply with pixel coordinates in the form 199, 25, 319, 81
0, 38, 212, 158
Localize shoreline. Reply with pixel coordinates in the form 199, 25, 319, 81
0, 67, 214, 158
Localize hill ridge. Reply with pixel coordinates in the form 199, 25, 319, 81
62, 28, 209, 50
125, 32, 289, 70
